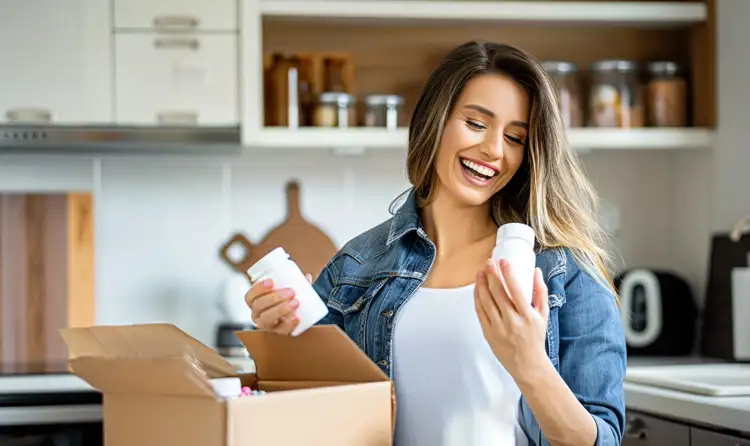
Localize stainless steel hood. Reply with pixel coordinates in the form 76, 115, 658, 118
0, 124, 242, 153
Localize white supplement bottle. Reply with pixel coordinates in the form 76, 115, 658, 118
247, 247, 329, 336
492, 223, 537, 305
209, 377, 242, 399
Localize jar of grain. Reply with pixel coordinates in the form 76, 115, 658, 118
542, 61, 584, 128
646, 61, 687, 127
364, 94, 404, 130
313, 92, 357, 128
588, 60, 645, 128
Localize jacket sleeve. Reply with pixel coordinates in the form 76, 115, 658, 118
311, 260, 344, 330
558, 255, 627, 446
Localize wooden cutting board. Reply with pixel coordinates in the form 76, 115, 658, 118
220, 181, 338, 281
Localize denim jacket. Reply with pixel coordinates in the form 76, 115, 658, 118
312, 189, 627, 446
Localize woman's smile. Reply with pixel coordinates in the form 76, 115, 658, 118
459, 156, 500, 188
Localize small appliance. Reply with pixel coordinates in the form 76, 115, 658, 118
615, 268, 698, 356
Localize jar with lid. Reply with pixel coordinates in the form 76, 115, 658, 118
542, 61, 584, 128
313, 92, 357, 128
646, 61, 687, 127
588, 60, 645, 128
364, 94, 404, 130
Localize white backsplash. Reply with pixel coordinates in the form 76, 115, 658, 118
0, 149, 711, 346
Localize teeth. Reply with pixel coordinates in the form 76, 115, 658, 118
461, 159, 496, 178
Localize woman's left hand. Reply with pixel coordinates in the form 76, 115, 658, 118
475, 258, 551, 378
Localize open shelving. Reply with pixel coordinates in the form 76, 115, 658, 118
260, 1, 708, 26
247, 0, 716, 154
252, 127, 714, 152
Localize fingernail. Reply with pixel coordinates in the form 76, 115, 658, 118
278, 288, 295, 299
262, 279, 273, 288
289, 299, 300, 309
499, 258, 508, 268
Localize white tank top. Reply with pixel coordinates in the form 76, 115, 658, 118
392, 284, 529, 446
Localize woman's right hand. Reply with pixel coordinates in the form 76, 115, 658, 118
245, 276, 309, 335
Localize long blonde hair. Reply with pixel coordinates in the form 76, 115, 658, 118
403, 41, 617, 296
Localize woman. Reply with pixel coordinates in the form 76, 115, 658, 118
246, 41, 626, 446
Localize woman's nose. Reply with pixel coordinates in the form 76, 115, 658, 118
480, 131, 504, 160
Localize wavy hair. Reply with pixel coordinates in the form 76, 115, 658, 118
395, 40, 617, 296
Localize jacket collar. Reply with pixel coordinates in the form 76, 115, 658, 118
387, 188, 424, 245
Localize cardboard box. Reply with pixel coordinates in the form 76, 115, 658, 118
60, 323, 394, 446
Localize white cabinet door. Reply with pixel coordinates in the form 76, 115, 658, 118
114, 34, 239, 126
114, 0, 237, 32
0, 0, 112, 124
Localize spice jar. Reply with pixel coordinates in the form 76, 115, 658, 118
313, 92, 356, 128
588, 60, 645, 128
364, 94, 404, 130
542, 61, 584, 128
646, 61, 687, 127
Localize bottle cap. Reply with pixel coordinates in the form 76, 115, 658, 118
496, 223, 536, 246
247, 247, 289, 283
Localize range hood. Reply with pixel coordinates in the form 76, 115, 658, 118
0, 124, 242, 152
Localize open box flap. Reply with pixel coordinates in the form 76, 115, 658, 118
69, 354, 217, 398
59, 323, 236, 378
235, 325, 388, 383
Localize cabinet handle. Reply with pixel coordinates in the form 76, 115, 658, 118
153, 15, 199, 30
157, 111, 199, 125
6, 107, 52, 123
624, 416, 647, 440
153, 37, 200, 51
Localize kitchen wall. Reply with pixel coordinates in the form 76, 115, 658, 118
0, 148, 712, 346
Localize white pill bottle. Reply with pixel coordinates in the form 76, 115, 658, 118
247, 247, 329, 336
492, 223, 537, 305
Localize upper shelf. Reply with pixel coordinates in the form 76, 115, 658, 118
260, 1, 708, 26
252, 128, 714, 153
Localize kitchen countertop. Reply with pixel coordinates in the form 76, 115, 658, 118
625, 356, 750, 434
0, 373, 102, 426
2, 357, 748, 432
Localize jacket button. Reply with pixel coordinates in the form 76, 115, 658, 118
381, 310, 394, 317
378, 360, 389, 367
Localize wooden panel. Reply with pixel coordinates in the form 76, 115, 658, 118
689, 0, 716, 126
0, 193, 95, 366
25, 195, 46, 362
263, 18, 712, 127
67, 193, 94, 329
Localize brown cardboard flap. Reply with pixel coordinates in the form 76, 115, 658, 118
235, 325, 388, 382
69, 355, 216, 398
59, 323, 236, 378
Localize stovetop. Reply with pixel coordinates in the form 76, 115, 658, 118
0, 361, 72, 377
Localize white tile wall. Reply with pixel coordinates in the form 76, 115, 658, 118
0, 149, 711, 346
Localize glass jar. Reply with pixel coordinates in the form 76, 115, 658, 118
646, 61, 688, 127
364, 94, 404, 130
588, 60, 645, 128
542, 61, 584, 128
312, 92, 356, 128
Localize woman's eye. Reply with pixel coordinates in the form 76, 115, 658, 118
465, 120, 486, 131
505, 135, 524, 145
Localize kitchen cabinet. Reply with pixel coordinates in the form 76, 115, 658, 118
0, 0, 112, 124
114, 34, 239, 126
114, 0, 238, 32
622, 412, 690, 446
625, 410, 750, 446
692, 428, 750, 446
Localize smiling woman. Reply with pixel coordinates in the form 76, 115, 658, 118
246, 40, 627, 446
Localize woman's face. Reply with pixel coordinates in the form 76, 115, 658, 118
433, 73, 530, 208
